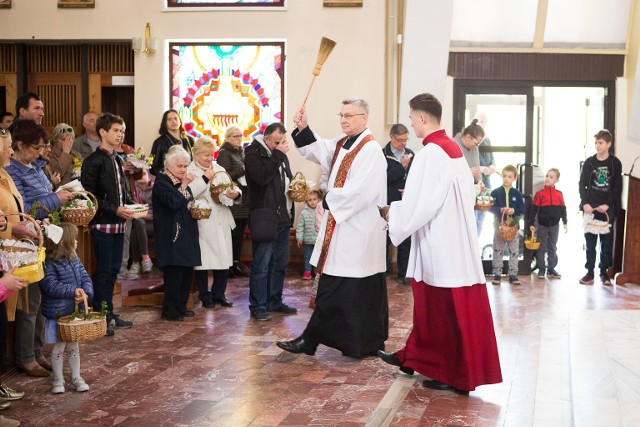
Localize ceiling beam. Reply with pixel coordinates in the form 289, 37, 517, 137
533, 0, 549, 50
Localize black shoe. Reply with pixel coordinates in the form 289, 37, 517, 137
268, 304, 297, 314
422, 379, 453, 390
109, 313, 133, 329
276, 337, 317, 355
161, 313, 184, 321
600, 271, 612, 286
251, 311, 272, 321
180, 310, 195, 317
228, 267, 236, 278
233, 261, 250, 277
212, 297, 233, 307
202, 300, 217, 309
105, 326, 115, 336
377, 350, 414, 375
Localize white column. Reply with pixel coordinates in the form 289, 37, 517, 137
399, 0, 453, 150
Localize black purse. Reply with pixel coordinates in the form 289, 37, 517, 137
249, 208, 278, 242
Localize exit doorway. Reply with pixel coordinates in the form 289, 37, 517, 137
454, 80, 614, 275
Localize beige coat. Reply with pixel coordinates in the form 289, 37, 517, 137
187, 161, 237, 270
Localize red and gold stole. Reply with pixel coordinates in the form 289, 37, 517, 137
316, 133, 375, 274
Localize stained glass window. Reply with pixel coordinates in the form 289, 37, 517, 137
169, 42, 284, 147
167, 0, 284, 7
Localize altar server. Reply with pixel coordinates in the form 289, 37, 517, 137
378, 93, 502, 392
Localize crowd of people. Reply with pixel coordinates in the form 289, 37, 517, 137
0, 88, 624, 426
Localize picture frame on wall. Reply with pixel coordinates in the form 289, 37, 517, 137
166, 0, 284, 8
0, 0, 12, 10
58, 0, 95, 8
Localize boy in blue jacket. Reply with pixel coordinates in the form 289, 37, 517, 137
490, 165, 525, 285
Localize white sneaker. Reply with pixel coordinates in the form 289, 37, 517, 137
129, 263, 141, 275
52, 382, 65, 394
141, 259, 153, 273
72, 377, 89, 392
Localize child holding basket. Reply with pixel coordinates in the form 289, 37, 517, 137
40, 223, 93, 394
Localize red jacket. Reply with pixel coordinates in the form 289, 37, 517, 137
528, 185, 567, 227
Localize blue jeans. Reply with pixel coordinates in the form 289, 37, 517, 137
303, 244, 314, 272
90, 229, 124, 313
249, 227, 290, 313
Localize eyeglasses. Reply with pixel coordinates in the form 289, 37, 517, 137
31, 144, 48, 152
229, 134, 243, 139
58, 127, 73, 134
337, 113, 366, 119
392, 135, 409, 143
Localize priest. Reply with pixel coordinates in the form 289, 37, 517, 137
277, 98, 388, 358
378, 93, 502, 392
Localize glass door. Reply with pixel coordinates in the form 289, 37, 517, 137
454, 82, 534, 274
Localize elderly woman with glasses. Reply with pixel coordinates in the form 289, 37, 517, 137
4, 119, 75, 379
152, 145, 213, 321
48, 123, 83, 187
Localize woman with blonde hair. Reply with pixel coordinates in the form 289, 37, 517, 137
188, 136, 240, 308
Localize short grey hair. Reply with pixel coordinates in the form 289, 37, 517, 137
224, 124, 243, 141
164, 145, 191, 168
342, 98, 369, 115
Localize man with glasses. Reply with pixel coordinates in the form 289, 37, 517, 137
453, 120, 485, 186
277, 98, 388, 358
384, 124, 414, 285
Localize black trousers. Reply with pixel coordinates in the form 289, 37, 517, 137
230, 218, 248, 262
194, 269, 230, 302
162, 266, 193, 317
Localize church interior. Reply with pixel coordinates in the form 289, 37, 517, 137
2, 0, 640, 426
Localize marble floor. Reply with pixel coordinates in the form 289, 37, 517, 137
2, 263, 640, 427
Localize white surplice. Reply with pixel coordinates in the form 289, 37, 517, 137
296, 128, 387, 278
388, 142, 485, 288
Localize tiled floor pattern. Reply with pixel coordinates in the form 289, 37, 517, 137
2, 265, 640, 426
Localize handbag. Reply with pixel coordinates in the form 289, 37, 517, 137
249, 208, 278, 242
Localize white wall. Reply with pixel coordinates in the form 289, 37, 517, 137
1, 0, 386, 184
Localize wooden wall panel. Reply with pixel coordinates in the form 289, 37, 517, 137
88, 44, 133, 74
29, 74, 82, 134
88, 73, 102, 113
27, 46, 81, 73
448, 53, 625, 81
1, 74, 17, 114
0, 45, 16, 73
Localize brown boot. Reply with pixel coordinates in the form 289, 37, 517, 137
308, 297, 316, 309
36, 356, 52, 371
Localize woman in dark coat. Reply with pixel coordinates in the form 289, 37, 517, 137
152, 145, 212, 321
216, 125, 250, 276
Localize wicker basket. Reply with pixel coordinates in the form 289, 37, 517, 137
474, 203, 493, 212
61, 191, 97, 226
288, 172, 310, 203
1, 212, 45, 284
524, 227, 541, 250
498, 211, 518, 241
125, 205, 149, 219
210, 171, 233, 204
57, 294, 107, 343
190, 206, 212, 220
584, 211, 611, 235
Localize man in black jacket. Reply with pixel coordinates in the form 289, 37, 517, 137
81, 113, 135, 335
383, 124, 414, 285
244, 122, 296, 321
